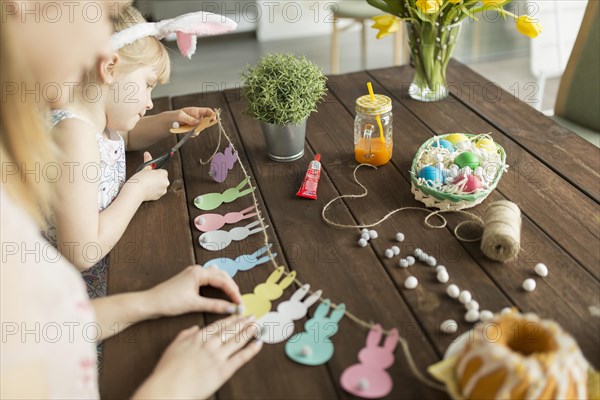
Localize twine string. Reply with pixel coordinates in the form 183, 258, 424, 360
202, 110, 446, 391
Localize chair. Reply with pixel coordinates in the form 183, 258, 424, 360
553, 0, 600, 146
329, 1, 409, 74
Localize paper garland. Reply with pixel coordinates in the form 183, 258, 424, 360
257, 284, 322, 344
209, 143, 238, 182
194, 206, 257, 232
202, 244, 276, 277
285, 299, 346, 366
194, 178, 254, 211
239, 266, 296, 319
340, 324, 399, 398
198, 219, 268, 251
192, 112, 447, 397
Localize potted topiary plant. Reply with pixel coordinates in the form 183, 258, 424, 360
241, 53, 327, 162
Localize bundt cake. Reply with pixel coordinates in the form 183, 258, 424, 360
455, 311, 588, 399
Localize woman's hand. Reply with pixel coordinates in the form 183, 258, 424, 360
145, 265, 242, 319
133, 316, 262, 399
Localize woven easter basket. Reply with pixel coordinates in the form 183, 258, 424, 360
410, 134, 507, 210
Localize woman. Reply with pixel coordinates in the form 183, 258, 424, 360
0, 2, 261, 398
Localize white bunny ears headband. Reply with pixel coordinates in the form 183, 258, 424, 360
111, 11, 237, 59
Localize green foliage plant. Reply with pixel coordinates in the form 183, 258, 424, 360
241, 54, 327, 126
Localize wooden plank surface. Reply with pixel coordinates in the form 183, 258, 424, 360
367, 66, 600, 280
327, 70, 600, 367
224, 89, 444, 399
101, 63, 600, 399
447, 59, 600, 203
101, 97, 198, 399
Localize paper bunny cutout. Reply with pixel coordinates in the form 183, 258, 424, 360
240, 266, 296, 319
257, 284, 322, 344
194, 206, 256, 232
202, 244, 276, 277
285, 299, 346, 366
194, 178, 254, 211
111, 12, 237, 59
340, 325, 399, 398
210, 144, 238, 183
198, 219, 268, 251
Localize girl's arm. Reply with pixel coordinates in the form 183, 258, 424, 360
51, 119, 169, 270
126, 107, 214, 151
90, 266, 242, 341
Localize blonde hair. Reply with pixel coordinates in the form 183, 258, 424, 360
86, 5, 170, 85
0, 18, 55, 227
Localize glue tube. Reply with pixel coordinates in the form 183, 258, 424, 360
296, 154, 322, 200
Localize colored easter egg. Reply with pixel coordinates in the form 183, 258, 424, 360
444, 133, 469, 145
475, 138, 497, 153
431, 139, 455, 151
454, 151, 481, 169
418, 166, 444, 186
453, 175, 483, 193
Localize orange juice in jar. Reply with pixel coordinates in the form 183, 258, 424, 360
354, 94, 393, 166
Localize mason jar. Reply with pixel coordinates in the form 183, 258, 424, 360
354, 94, 393, 166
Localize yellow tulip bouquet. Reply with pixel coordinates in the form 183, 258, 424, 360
367, 0, 542, 101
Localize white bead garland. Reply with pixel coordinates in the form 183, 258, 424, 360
406, 256, 415, 266
458, 290, 472, 304
391, 246, 400, 256
357, 238, 368, 247
395, 233, 405, 242
399, 259, 409, 268
368, 230, 378, 240
446, 284, 460, 298
480, 310, 494, 322
436, 270, 449, 283
426, 256, 437, 267
384, 249, 394, 259
465, 300, 479, 311
465, 309, 480, 323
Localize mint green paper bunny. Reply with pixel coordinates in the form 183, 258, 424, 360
285, 299, 345, 366
194, 178, 254, 211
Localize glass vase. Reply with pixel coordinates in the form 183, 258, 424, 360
404, 21, 462, 102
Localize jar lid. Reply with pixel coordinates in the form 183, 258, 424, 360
356, 94, 392, 116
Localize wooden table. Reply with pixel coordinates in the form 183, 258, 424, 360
100, 61, 600, 399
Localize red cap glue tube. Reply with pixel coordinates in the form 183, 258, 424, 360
296, 154, 322, 200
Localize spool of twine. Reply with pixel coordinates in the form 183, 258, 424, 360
480, 200, 522, 262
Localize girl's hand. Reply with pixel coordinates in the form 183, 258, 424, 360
169, 107, 216, 136
128, 151, 170, 202
133, 317, 262, 399
145, 265, 243, 318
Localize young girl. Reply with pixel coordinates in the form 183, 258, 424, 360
48, 5, 218, 299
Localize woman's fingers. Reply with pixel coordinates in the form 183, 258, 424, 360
195, 267, 242, 304
221, 319, 260, 358
202, 315, 244, 341
197, 297, 238, 315
221, 340, 263, 380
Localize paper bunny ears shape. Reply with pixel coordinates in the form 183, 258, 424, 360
111, 12, 237, 59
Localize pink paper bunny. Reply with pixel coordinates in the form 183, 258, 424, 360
340, 324, 399, 399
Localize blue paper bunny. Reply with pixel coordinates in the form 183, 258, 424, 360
202, 244, 276, 277
285, 299, 346, 366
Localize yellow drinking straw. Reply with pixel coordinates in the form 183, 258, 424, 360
367, 82, 386, 144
